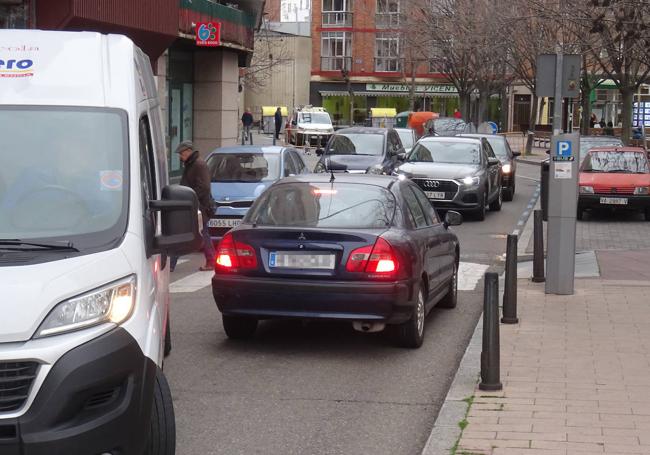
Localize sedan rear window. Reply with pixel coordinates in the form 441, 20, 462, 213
207, 153, 280, 182
326, 134, 385, 156
246, 182, 396, 228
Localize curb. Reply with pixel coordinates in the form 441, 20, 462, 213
517, 158, 544, 166
421, 316, 483, 455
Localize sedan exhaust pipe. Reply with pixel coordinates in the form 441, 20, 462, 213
353, 321, 386, 333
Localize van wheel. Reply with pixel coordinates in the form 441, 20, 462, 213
438, 260, 458, 309
145, 369, 176, 455
222, 315, 258, 339
164, 316, 172, 358
392, 284, 426, 348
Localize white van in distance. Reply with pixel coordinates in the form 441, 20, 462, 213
0, 30, 201, 454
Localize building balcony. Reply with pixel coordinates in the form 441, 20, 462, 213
321, 11, 353, 27
375, 13, 400, 28
374, 57, 403, 72
321, 56, 352, 72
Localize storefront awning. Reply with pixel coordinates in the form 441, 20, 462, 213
319, 90, 458, 98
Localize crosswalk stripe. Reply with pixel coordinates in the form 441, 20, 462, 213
170, 271, 213, 293
169, 262, 490, 294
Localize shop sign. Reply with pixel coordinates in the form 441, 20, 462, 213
365, 83, 458, 94
196, 22, 221, 47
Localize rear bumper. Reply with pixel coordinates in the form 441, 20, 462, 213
0, 328, 156, 455
212, 274, 415, 324
579, 194, 650, 210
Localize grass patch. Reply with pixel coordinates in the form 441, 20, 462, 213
449, 396, 476, 455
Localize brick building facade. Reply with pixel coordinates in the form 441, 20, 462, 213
310, 0, 459, 125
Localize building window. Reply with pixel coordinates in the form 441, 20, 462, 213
376, 0, 399, 28
321, 32, 352, 71
375, 32, 401, 72
322, 0, 353, 27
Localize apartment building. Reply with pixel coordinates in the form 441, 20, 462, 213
310, 0, 459, 125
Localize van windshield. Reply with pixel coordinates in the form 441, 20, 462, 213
0, 107, 129, 251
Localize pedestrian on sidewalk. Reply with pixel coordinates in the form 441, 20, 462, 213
453, 108, 462, 119
274, 107, 282, 140
170, 141, 216, 272
241, 107, 254, 145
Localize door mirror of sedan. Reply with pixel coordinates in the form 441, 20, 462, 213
487, 157, 500, 166
315, 148, 324, 156
444, 210, 463, 228
397, 152, 407, 161
512, 150, 521, 157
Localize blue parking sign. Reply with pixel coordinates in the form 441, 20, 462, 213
556, 140, 572, 158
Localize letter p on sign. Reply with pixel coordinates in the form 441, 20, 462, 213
557, 141, 572, 158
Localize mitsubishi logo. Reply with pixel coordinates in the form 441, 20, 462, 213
424, 180, 441, 189
298, 232, 307, 240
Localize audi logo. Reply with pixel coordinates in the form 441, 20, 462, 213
423, 180, 441, 189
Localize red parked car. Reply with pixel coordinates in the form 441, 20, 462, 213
578, 147, 650, 220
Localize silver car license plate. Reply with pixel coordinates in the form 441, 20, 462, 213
425, 191, 446, 199
599, 197, 628, 205
208, 218, 241, 228
269, 252, 336, 270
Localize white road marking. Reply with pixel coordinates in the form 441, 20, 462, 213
518, 175, 541, 182
170, 271, 213, 293
170, 262, 490, 294
458, 262, 490, 291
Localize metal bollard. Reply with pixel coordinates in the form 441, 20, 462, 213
272, 135, 276, 146
541, 160, 549, 221
502, 234, 519, 324
480, 272, 502, 391
532, 210, 546, 283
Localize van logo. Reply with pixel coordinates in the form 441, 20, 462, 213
0, 58, 34, 78
298, 233, 306, 240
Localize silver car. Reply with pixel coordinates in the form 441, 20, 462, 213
395, 137, 502, 220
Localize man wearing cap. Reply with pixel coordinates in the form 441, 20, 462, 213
172, 141, 216, 271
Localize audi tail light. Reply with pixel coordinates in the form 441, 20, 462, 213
346, 238, 398, 276
215, 233, 258, 271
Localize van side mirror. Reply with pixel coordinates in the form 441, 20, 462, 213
397, 152, 407, 161
444, 210, 463, 228
149, 185, 202, 255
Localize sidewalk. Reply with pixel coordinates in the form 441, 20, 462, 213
453, 249, 650, 455
502, 134, 548, 166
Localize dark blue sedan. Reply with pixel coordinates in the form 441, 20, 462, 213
205, 146, 308, 244
211, 174, 462, 348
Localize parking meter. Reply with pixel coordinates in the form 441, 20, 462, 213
546, 133, 580, 295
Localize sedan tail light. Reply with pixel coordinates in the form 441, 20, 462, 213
215, 233, 258, 271
346, 238, 398, 275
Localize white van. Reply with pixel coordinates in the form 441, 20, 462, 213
0, 30, 201, 454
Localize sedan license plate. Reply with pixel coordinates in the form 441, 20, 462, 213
599, 197, 628, 205
269, 252, 336, 270
208, 218, 241, 228
425, 191, 446, 199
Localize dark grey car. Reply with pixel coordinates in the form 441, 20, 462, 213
395, 137, 502, 220
459, 134, 521, 201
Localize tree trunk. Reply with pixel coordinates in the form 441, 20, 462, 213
409, 62, 417, 111
580, 87, 591, 136
477, 90, 489, 124
528, 95, 538, 132
500, 86, 509, 132
620, 88, 634, 145
460, 91, 471, 120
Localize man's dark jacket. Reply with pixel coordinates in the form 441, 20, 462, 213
274, 110, 282, 131
242, 112, 253, 126
180, 151, 215, 218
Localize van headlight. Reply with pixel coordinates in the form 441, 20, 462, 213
34, 275, 136, 338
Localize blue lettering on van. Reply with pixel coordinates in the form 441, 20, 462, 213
0, 59, 34, 70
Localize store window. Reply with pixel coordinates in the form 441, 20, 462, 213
321, 32, 352, 71
376, 0, 399, 28
322, 0, 352, 26
375, 32, 401, 72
